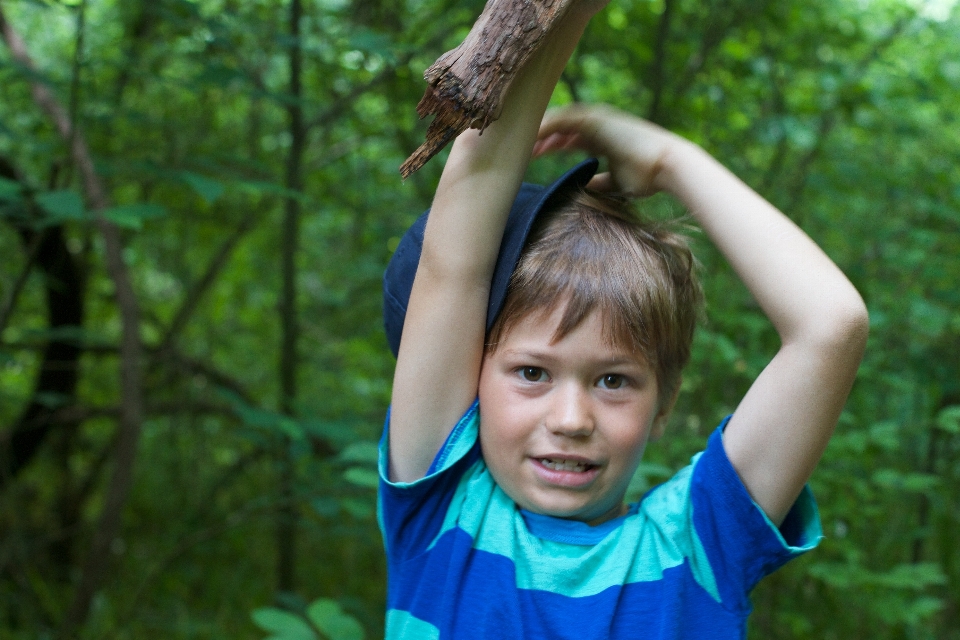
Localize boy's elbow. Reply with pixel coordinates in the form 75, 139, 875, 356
838, 298, 869, 352
813, 294, 870, 357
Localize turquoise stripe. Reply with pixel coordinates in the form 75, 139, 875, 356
756, 484, 822, 552
430, 455, 721, 601
378, 401, 480, 488
385, 609, 440, 640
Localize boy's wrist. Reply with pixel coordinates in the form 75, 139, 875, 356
652, 138, 711, 196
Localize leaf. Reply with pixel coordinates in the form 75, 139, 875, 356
867, 421, 900, 451
809, 561, 947, 591
340, 497, 373, 519
36, 189, 85, 222
217, 390, 306, 441
181, 172, 225, 203
277, 417, 306, 441
902, 596, 945, 623
935, 405, 960, 433
312, 498, 339, 518
0, 176, 22, 201
337, 441, 379, 464
875, 563, 948, 590
306, 599, 365, 640
236, 179, 305, 200
251, 608, 317, 640
871, 469, 940, 493
102, 203, 167, 229
33, 391, 72, 409
910, 297, 951, 338
301, 418, 365, 449
343, 467, 379, 489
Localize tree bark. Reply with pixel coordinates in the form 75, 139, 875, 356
400, 0, 575, 178
0, 224, 85, 491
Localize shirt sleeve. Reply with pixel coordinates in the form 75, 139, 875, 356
378, 400, 482, 562
689, 419, 823, 614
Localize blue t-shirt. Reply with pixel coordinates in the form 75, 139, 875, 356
378, 402, 822, 639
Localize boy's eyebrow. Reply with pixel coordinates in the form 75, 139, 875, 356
498, 348, 648, 369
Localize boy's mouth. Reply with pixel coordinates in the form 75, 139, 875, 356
537, 458, 597, 473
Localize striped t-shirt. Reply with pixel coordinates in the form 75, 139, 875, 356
378, 402, 821, 639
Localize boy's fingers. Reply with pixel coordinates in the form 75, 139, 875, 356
532, 132, 568, 156
538, 105, 594, 139
533, 131, 590, 157
539, 106, 620, 161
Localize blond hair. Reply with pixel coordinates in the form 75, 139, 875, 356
487, 190, 703, 407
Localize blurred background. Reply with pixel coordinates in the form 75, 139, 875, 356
0, 0, 958, 637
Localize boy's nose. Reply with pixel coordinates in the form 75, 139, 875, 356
547, 383, 594, 438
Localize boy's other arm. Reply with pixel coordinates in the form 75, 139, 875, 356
536, 107, 869, 524
388, 5, 604, 483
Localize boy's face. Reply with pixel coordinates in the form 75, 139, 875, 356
478, 305, 669, 526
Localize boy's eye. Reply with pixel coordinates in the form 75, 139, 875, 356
520, 367, 546, 382
598, 374, 626, 389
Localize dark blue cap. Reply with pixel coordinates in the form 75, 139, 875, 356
383, 158, 599, 357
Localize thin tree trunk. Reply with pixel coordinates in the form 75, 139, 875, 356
277, 0, 305, 594
646, 0, 675, 124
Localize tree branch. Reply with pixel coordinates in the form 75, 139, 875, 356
306, 50, 417, 131
0, 229, 44, 338
400, 0, 577, 177
1, 339, 259, 409
165, 345, 259, 407
157, 208, 261, 352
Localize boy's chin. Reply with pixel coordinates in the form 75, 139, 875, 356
515, 492, 628, 526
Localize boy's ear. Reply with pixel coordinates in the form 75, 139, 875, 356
650, 380, 682, 441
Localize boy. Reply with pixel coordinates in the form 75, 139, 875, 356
380, 1, 869, 637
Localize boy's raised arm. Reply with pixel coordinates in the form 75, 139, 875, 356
388, 4, 604, 483
536, 107, 869, 524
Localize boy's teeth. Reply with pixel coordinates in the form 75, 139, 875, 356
540, 458, 589, 472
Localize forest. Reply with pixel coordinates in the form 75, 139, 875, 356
0, 0, 958, 638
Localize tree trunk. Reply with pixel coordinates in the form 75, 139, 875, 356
277, 0, 305, 595
400, 0, 575, 177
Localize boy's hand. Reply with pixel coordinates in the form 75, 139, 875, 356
534, 105, 692, 197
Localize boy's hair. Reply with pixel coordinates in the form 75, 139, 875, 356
486, 190, 704, 407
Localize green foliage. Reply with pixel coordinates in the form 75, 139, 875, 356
252, 598, 364, 640
35, 189, 85, 222
1, 0, 959, 638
